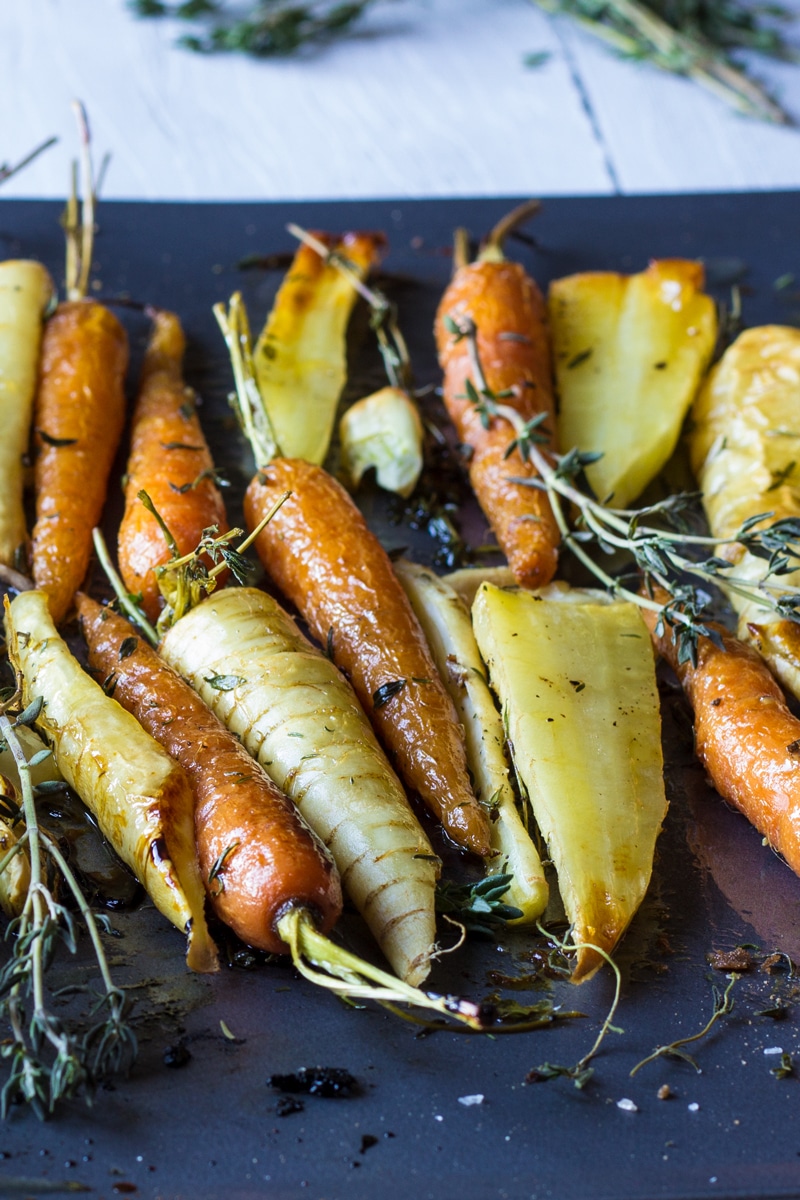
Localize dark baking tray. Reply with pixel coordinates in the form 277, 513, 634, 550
1, 194, 799, 1200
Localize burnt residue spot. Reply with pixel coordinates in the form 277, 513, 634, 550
113, 1185, 138, 1195
268, 1067, 359, 1098
276, 1095, 305, 1117
707, 946, 755, 972
359, 1135, 378, 1155
164, 1040, 192, 1068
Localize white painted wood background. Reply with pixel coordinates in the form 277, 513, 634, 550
2, 0, 800, 200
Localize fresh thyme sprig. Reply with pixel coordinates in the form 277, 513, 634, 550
129, 0, 375, 58
449, 315, 800, 666
0, 687, 136, 1118
629, 972, 739, 1075
92, 490, 289, 644
526, 924, 623, 1088
532, 0, 797, 125
435, 873, 524, 937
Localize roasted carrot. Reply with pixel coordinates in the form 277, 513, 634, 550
434, 204, 559, 590
117, 310, 230, 622
29, 299, 128, 624
244, 458, 492, 857
645, 599, 800, 878
76, 593, 341, 954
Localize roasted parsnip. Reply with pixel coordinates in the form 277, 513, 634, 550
0, 260, 55, 571
550, 259, 716, 507
395, 560, 547, 923
473, 584, 667, 981
0, 776, 30, 918
159, 586, 438, 986
5, 590, 217, 973
689, 325, 800, 697
253, 232, 382, 466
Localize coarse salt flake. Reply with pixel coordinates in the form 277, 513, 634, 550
763, 1047, 784, 1055
617, 1098, 638, 1112
688, 1102, 700, 1112
458, 1094, 485, 1107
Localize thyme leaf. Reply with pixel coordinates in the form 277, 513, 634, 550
436, 874, 523, 936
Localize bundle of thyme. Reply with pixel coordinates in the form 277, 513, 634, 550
532, 0, 797, 123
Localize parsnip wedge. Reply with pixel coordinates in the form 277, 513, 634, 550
395, 560, 547, 923
5, 591, 217, 973
472, 585, 667, 981
549, 260, 716, 508
689, 326, 800, 699
0, 260, 55, 568
253, 233, 381, 466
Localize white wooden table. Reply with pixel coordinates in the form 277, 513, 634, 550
2, 0, 800, 200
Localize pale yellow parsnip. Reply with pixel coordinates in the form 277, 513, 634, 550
253, 234, 380, 466
395, 560, 547, 924
689, 325, 800, 699
472, 585, 667, 982
4, 591, 217, 973
0, 261, 54, 568
159, 586, 437, 986
549, 259, 716, 508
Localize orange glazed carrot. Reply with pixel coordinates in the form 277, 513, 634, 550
31, 300, 128, 624
646, 604, 800, 878
434, 212, 559, 590
76, 593, 342, 954
118, 309, 230, 621
244, 458, 492, 858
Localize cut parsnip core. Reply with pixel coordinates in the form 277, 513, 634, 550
340, 386, 423, 498
472, 585, 667, 982
395, 560, 547, 923
549, 259, 716, 508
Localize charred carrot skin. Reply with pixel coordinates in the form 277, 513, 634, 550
435, 260, 559, 590
76, 593, 342, 953
118, 310, 230, 621
31, 300, 128, 624
244, 459, 492, 857
646, 608, 800, 877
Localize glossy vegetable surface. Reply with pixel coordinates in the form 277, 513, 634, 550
31, 300, 128, 624
77, 593, 342, 955
243, 458, 492, 858
159, 586, 438, 985
5, 589, 217, 973
434, 256, 559, 590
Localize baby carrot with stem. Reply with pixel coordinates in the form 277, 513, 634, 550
30, 102, 128, 625
117, 308, 230, 622
434, 200, 560, 590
